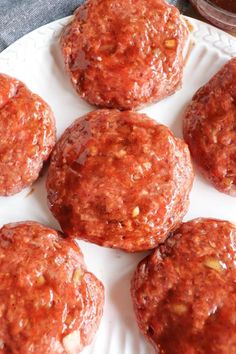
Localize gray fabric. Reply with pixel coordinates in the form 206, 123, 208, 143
169, 0, 190, 12
0, 0, 190, 52
0, 0, 84, 52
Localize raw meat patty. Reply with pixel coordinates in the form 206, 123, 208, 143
0, 74, 56, 196
0, 221, 104, 354
131, 218, 236, 354
47, 109, 194, 252
183, 58, 236, 196
61, 0, 188, 110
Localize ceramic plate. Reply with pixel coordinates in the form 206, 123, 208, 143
0, 15, 236, 354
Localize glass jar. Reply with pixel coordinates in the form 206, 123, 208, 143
190, 0, 236, 32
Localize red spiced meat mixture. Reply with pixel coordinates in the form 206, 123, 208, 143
61, 0, 188, 110
0, 221, 104, 354
131, 218, 236, 354
183, 58, 236, 196
0, 74, 56, 196
47, 109, 193, 252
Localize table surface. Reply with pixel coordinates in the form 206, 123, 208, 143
187, 3, 236, 37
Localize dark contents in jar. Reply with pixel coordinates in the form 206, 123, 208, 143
210, 0, 236, 13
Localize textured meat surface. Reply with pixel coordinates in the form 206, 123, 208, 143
131, 218, 236, 354
183, 58, 236, 196
60, 0, 188, 110
47, 109, 193, 252
0, 74, 56, 196
0, 221, 104, 354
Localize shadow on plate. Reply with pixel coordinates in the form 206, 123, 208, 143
110, 251, 153, 353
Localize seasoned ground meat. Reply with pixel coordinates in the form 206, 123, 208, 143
47, 109, 193, 252
60, 0, 188, 110
131, 218, 236, 354
0, 221, 104, 354
0, 74, 56, 196
183, 58, 236, 196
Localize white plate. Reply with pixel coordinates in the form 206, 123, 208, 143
0, 15, 236, 354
